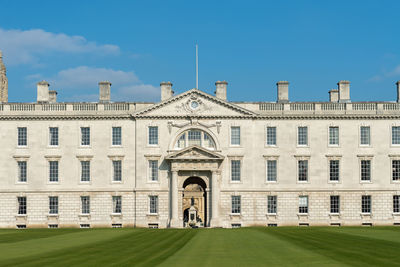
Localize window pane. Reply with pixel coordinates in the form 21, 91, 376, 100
148, 126, 158, 145
298, 160, 308, 181
299, 196, 308, 213
81, 196, 90, 214
329, 160, 339, 181
329, 127, 339, 145
49, 196, 58, 214
176, 133, 186, 149
112, 160, 122, 182
267, 160, 277, 181
188, 130, 201, 146
298, 127, 308, 146
360, 126, 370, 145
112, 127, 121, 146
149, 196, 158, 214
361, 160, 371, 181
393, 126, 400, 145
113, 196, 122, 213
204, 133, 216, 150
362, 195, 371, 213
49, 127, 58, 146
18, 197, 26, 215
267, 196, 277, 214
18, 161, 27, 182
231, 160, 241, 181
81, 161, 90, 182
231, 127, 240, 145
49, 161, 58, 182
231, 196, 241, 214
394, 195, 400, 213
149, 160, 158, 181
330, 195, 340, 213
81, 127, 90, 146
266, 127, 276, 145
393, 160, 400, 181
18, 127, 27, 146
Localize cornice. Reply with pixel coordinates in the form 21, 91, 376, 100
0, 114, 132, 121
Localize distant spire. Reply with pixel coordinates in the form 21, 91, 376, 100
0, 50, 8, 102
196, 44, 198, 89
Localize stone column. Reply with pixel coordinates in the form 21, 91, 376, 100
210, 170, 221, 227
170, 170, 180, 228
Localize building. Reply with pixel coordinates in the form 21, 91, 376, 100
1, 53, 400, 229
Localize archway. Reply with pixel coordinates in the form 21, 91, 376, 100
182, 177, 207, 227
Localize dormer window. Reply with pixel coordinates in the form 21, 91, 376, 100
174, 129, 216, 150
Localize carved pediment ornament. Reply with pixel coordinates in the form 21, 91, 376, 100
167, 119, 221, 134
175, 94, 212, 115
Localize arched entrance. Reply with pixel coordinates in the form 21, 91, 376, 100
182, 177, 207, 227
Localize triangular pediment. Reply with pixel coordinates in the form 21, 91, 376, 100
134, 89, 256, 118
165, 145, 224, 161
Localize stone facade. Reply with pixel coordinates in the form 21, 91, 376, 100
2, 55, 400, 228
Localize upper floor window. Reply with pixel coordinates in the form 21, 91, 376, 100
330, 195, 340, 214
81, 161, 90, 182
393, 126, 400, 145
49, 161, 59, 182
113, 160, 122, 182
329, 126, 339, 146
18, 196, 27, 215
361, 160, 371, 181
49, 127, 59, 146
18, 161, 27, 182
149, 160, 158, 181
360, 126, 370, 146
298, 196, 308, 214
113, 196, 122, 214
266, 127, 276, 146
148, 126, 158, 145
329, 160, 339, 182
231, 126, 240, 146
393, 160, 400, 181
174, 129, 216, 150
18, 127, 27, 146
81, 127, 90, 146
298, 160, 308, 182
231, 160, 241, 182
297, 126, 308, 146
112, 127, 122, 146
231, 196, 241, 214
266, 160, 277, 182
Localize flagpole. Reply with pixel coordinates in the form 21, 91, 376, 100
196, 44, 198, 89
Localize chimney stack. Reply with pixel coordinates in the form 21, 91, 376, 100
329, 89, 339, 102
215, 81, 228, 101
277, 81, 289, 103
49, 90, 57, 103
337, 80, 350, 103
99, 81, 111, 103
397, 81, 400, 103
160, 81, 173, 101
37, 81, 50, 103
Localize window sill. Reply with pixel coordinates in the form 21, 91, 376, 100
79, 214, 91, 218
146, 145, 160, 148
297, 213, 308, 216
328, 181, 340, 184
265, 181, 277, 184
147, 180, 160, 184
360, 181, 372, 184
110, 145, 123, 148
266, 213, 277, 218
79, 145, 91, 149
15, 181, 28, 185
47, 145, 59, 149
296, 145, 309, 148
47, 214, 59, 219
265, 144, 278, 148
111, 181, 123, 184
16, 214, 27, 218
79, 181, 91, 185
111, 213, 123, 217
297, 181, 309, 184
146, 213, 159, 217
392, 212, 400, 216
48, 181, 59, 184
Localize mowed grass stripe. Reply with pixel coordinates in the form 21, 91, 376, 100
262, 227, 400, 267
0, 228, 81, 244
160, 228, 342, 267
0, 229, 196, 267
321, 226, 400, 244
0, 229, 134, 264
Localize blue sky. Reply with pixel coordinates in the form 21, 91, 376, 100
1, 0, 400, 103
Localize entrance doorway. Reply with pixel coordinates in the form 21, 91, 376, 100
182, 177, 207, 227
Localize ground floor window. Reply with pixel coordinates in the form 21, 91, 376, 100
298, 196, 308, 214
231, 196, 241, 214
394, 195, 400, 213
49, 196, 58, 214
81, 196, 90, 214
267, 196, 277, 214
18, 196, 26, 215
149, 196, 158, 214
112, 196, 122, 214
362, 195, 371, 213
330, 195, 340, 213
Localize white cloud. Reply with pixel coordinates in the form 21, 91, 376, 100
44, 66, 158, 102
0, 28, 119, 65
369, 65, 400, 82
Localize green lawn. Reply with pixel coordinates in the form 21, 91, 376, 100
1, 227, 400, 266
